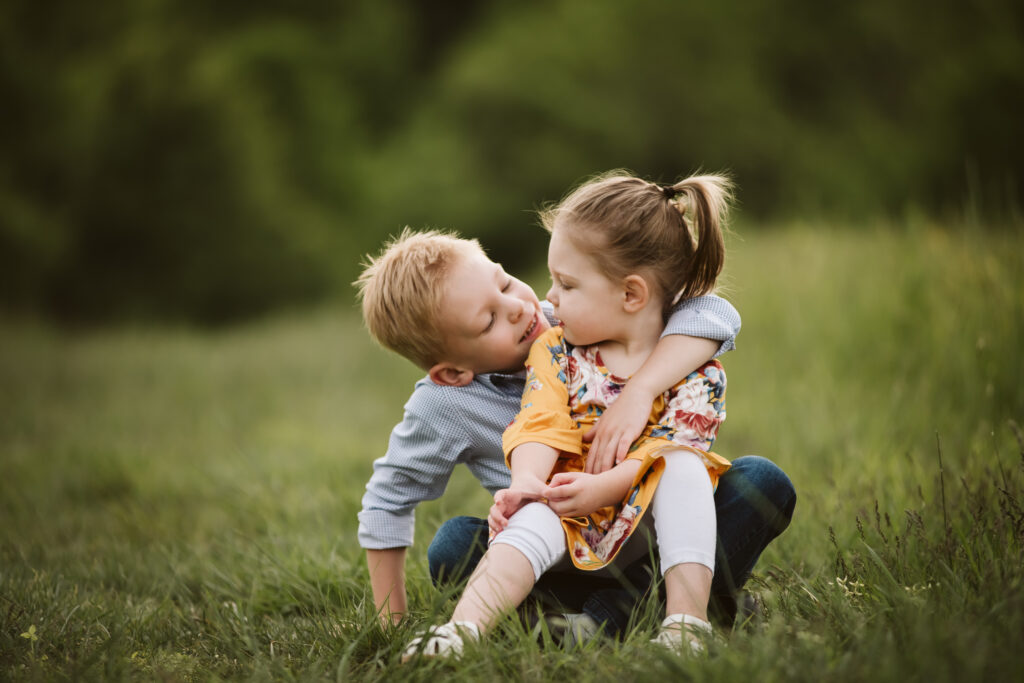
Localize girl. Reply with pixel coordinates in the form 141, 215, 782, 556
403, 171, 733, 659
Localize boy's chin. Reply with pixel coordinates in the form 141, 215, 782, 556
496, 352, 531, 374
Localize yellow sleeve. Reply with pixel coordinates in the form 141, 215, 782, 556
502, 327, 582, 465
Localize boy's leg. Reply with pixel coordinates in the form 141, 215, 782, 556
429, 455, 796, 634
429, 516, 489, 586
708, 455, 796, 623
577, 455, 796, 633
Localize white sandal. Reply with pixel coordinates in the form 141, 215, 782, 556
402, 621, 480, 661
651, 614, 713, 653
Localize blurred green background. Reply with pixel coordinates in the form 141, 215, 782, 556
1, 0, 1021, 323
2, 4, 1024, 677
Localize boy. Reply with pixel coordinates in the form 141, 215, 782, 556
356, 229, 794, 636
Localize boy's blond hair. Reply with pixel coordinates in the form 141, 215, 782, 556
355, 228, 486, 370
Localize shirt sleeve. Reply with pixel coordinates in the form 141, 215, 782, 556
540, 300, 558, 327
502, 328, 582, 461
661, 294, 741, 358
357, 380, 465, 549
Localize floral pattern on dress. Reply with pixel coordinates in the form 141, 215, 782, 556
502, 326, 731, 571
657, 364, 726, 451
565, 346, 625, 417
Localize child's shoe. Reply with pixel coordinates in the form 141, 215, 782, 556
401, 621, 480, 661
650, 613, 713, 653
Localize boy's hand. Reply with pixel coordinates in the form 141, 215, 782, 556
583, 386, 650, 474
585, 334, 719, 474
543, 472, 605, 518
488, 487, 544, 536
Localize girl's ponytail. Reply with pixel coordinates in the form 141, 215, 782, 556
542, 169, 733, 316
667, 174, 732, 301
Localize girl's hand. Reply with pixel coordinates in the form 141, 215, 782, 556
583, 387, 650, 474
488, 487, 543, 536
543, 472, 604, 518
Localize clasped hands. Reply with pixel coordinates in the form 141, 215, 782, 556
487, 471, 606, 537
489, 388, 648, 537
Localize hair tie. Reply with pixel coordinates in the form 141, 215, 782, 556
661, 185, 676, 199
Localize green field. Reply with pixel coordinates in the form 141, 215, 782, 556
2, 224, 1022, 681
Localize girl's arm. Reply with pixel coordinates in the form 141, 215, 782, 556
544, 459, 643, 518
490, 441, 559, 534
502, 328, 581, 469
508, 441, 559, 493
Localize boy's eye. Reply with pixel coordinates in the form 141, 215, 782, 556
483, 314, 495, 333
502, 278, 512, 292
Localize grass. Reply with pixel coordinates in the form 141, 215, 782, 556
1, 221, 1022, 681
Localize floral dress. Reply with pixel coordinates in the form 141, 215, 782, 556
501, 326, 730, 571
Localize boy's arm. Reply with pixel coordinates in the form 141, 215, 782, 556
584, 336, 718, 473
358, 380, 469, 626
367, 548, 407, 626
585, 294, 739, 473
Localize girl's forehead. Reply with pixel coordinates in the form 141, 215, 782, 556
549, 225, 595, 260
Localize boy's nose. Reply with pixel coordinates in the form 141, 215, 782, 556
545, 286, 557, 305
509, 299, 525, 322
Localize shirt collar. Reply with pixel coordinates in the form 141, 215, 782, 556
478, 369, 526, 394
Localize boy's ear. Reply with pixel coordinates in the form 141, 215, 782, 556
621, 274, 650, 313
428, 362, 475, 387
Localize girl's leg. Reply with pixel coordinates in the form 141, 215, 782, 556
651, 451, 717, 641
450, 544, 535, 629
404, 503, 566, 660
451, 501, 566, 632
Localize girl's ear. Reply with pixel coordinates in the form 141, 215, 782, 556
621, 274, 650, 312
428, 362, 475, 387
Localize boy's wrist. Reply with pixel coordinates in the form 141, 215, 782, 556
620, 374, 659, 402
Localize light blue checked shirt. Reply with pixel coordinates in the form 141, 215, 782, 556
357, 294, 741, 549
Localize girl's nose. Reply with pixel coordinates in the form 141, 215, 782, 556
546, 286, 557, 305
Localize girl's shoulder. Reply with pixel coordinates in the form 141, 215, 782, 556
533, 325, 566, 352
533, 327, 594, 365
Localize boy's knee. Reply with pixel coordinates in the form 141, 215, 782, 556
428, 516, 487, 586
729, 455, 797, 526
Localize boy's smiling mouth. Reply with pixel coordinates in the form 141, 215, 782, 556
519, 313, 539, 343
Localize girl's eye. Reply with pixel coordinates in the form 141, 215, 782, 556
502, 279, 512, 292
483, 314, 495, 333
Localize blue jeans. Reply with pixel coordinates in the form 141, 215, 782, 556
427, 455, 796, 635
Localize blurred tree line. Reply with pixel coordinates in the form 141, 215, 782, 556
2, 0, 1021, 323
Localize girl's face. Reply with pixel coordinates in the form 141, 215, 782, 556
546, 225, 624, 346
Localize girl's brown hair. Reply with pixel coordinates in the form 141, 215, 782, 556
539, 170, 732, 316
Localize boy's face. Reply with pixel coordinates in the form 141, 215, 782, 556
430, 251, 549, 383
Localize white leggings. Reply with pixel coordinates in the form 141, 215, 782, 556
491, 450, 717, 581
